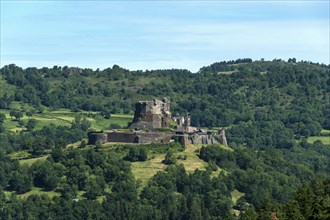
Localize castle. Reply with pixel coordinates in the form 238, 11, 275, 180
129, 98, 171, 130
88, 98, 227, 148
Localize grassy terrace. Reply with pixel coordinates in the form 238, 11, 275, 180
306, 129, 330, 145
307, 136, 330, 145
19, 155, 48, 166
0, 106, 133, 132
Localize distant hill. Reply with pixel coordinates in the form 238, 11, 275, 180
0, 59, 329, 219
1, 58, 329, 133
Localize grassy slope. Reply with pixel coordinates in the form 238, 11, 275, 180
19, 155, 48, 166
131, 153, 166, 190
321, 129, 330, 135
0, 107, 133, 132
307, 136, 330, 145
131, 144, 231, 190
17, 187, 60, 200
307, 129, 330, 145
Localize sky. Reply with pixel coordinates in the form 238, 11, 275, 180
1, 1, 329, 72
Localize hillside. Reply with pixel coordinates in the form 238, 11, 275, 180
0, 59, 329, 219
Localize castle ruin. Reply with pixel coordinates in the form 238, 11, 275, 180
88, 98, 227, 147
129, 98, 171, 130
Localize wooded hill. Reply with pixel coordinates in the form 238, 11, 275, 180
0, 59, 329, 219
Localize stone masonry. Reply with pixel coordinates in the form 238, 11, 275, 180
129, 98, 171, 130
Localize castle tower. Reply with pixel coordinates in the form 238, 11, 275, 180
183, 113, 191, 132
129, 98, 172, 130
219, 128, 228, 147
179, 133, 189, 149
186, 113, 191, 127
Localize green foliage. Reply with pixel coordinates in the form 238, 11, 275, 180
79, 139, 87, 148
30, 160, 59, 191
0, 60, 329, 219
125, 147, 148, 162
199, 144, 330, 210
8, 167, 33, 194
0, 113, 6, 123
163, 151, 177, 165
10, 110, 23, 120
282, 177, 330, 220
26, 119, 37, 131
1, 61, 328, 132
207, 160, 218, 171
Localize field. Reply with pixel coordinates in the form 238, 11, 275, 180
218, 71, 237, 75
19, 155, 49, 166
231, 189, 245, 204
0, 106, 133, 132
131, 143, 231, 191
131, 154, 166, 190
321, 129, 330, 135
175, 144, 207, 172
17, 187, 60, 200
307, 136, 330, 145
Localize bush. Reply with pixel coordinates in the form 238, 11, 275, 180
109, 123, 121, 129
125, 147, 148, 162
163, 151, 176, 165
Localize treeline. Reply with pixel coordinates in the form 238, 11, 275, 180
0, 147, 234, 219
198, 58, 253, 73
0, 116, 90, 154
1, 60, 329, 138
199, 143, 330, 210
0, 144, 329, 219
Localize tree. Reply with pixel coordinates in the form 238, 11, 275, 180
30, 160, 59, 191
125, 147, 148, 162
125, 148, 139, 162
189, 197, 202, 220
138, 148, 148, 161
240, 208, 258, 220
51, 147, 64, 162
85, 178, 103, 200
80, 140, 87, 148
163, 151, 176, 165
9, 110, 23, 120
95, 141, 102, 151
0, 113, 6, 123
9, 169, 33, 194
25, 111, 33, 117
18, 120, 25, 127
101, 110, 111, 119
26, 119, 37, 131
59, 183, 77, 200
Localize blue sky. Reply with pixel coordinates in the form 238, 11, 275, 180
1, 1, 329, 72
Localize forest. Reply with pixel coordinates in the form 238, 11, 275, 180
0, 59, 329, 219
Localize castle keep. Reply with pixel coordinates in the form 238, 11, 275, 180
88, 98, 227, 147
129, 98, 171, 130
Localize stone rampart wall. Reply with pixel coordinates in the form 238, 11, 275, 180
88, 131, 172, 145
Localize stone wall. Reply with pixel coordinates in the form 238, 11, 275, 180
88, 132, 108, 144
88, 131, 172, 145
188, 134, 221, 145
